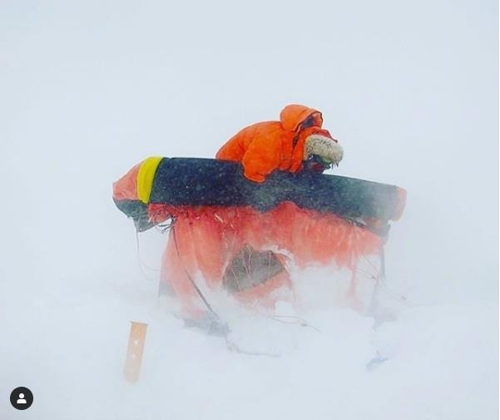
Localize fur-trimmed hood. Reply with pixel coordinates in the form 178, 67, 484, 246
304, 131, 344, 165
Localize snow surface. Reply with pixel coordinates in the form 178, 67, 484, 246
1, 0, 498, 419
0, 270, 497, 420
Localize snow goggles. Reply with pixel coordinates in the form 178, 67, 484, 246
307, 154, 332, 166
305, 154, 332, 171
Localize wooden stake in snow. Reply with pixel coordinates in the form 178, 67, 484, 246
124, 321, 148, 384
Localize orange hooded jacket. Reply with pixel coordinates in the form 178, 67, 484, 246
216, 104, 331, 183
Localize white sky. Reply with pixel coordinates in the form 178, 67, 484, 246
0, 0, 497, 309
0, 2, 498, 419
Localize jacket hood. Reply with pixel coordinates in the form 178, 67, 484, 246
279, 104, 323, 132
304, 132, 343, 165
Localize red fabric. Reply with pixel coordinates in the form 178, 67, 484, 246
151, 202, 382, 318
311, 128, 337, 142
112, 163, 141, 201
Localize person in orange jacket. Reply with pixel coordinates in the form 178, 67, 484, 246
216, 104, 343, 182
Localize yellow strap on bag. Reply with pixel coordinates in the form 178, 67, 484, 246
137, 156, 164, 204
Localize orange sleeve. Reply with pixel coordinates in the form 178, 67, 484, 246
216, 135, 243, 161
241, 134, 281, 183
216, 124, 258, 161
216, 122, 282, 183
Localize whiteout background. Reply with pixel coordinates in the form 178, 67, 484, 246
0, 1, 498, 419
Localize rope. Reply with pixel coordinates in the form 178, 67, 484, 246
134, 229, 160, 281
225, 338, 281, 358
171, 223, 221, 320
261, 314, 321, 332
